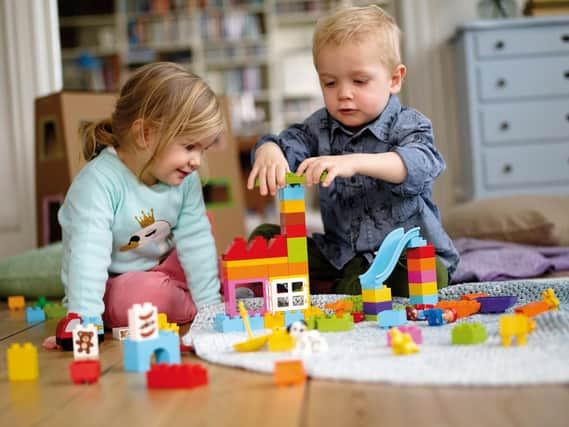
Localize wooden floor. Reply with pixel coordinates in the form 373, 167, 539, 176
1, 304, 568, 427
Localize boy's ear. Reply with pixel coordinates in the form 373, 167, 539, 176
131, 118, 153, 149
390, 64, 407, 94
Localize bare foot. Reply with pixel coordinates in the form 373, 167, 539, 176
42, 335, 60, 350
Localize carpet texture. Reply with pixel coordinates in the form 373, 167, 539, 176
186, 278, 569, 385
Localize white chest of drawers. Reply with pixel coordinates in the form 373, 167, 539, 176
454, 16, 569, 200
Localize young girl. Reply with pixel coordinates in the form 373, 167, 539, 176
48, 62, 224, 344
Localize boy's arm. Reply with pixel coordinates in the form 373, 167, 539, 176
249, 121, 319, 195
297, 152, 407, 187
173, 173, 221, 309
387, 112, 445, 196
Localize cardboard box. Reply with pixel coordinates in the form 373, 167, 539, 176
35, 91, 245, 255
35, 91, 118, 246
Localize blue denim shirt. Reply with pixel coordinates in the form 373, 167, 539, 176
252, 95, 459, 278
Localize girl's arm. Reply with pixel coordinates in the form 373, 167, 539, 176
59, 169, 114, 319
172, 173, 221, 309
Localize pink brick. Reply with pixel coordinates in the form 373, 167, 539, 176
407, 269, 436, 283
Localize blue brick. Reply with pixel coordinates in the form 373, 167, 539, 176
410, 294, 438, 305
377, 309, 407, 329
278, 185, 305, 201
25, 307, 46, 324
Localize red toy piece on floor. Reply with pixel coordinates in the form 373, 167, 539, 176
180, 343, 194, 353
146, 363, 208, 389
69, 360, 101, 384
56, 312, 83, 351
352, 312, 364, 323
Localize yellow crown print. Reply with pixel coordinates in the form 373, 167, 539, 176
134, 209, 155, 228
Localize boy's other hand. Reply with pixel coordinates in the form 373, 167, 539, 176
297, 154, 358, 187
247, 142, 289, 196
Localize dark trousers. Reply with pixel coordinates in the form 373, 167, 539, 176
249, 224, 448, 297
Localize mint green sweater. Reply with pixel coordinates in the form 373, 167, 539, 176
58, 148, 221, 318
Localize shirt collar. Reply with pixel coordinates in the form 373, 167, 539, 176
328, 95, 401, 142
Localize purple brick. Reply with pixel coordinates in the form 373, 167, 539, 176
476, 295, 518, 313
363, 301, 392, 315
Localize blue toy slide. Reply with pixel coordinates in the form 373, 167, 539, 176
358, 227, 422, 290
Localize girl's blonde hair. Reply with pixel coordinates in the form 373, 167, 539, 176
312, 5, 402, 71
80, 62, 224, 180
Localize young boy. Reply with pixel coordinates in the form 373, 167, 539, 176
247, 5, 459, 296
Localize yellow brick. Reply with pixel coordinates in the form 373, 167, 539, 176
362, 286, 392, 302
7, 343, 38, 381
279, 199, 305, 213
409, 282, 437, 296
224, 257, 288, 268
264, 312, 284, 329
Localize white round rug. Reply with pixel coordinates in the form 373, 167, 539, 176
185, 279, 569, 385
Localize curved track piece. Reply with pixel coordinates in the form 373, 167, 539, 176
358, 227, 421, 290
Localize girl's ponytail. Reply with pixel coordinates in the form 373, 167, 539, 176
80, 118, 117, 161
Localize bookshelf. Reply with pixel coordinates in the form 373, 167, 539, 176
57, 0, 392, 139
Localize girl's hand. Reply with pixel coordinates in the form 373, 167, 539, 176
296, 154, 359, 187
247, 142, 289, 196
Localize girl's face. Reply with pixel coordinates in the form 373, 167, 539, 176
142, 133, 218, 186
316, 39, 405, 129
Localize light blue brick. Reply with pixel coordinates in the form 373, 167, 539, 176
25, 307, 46, 324
278, 185, 305, 201
284, 311, 305, 327
410, 294, 438, 305
214, 314, 244, 332
377, 309, 407, 329
122, 331, 181, 372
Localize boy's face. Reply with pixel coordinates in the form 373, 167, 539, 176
316, 39, 405, 129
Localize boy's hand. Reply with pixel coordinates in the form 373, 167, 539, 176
247, 142, 289, 196
296, 154, 359, 187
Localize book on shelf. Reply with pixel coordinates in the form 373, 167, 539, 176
524, 0, 569, 15
527, 0, 569, 4
201, 8, 263, 41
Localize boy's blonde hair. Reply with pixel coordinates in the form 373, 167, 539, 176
313, 5, 402, 71
81, 62, 224, 181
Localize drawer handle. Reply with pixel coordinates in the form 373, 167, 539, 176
494, 40, 505, 50
566, 113, 569, 122
562, 34, 569, 43
502, 164, 513, 174
496, 78, 507, 88
500, 121, 510, 131
565, 71, 569, 79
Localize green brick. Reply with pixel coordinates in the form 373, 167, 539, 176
287, 237, 308, 263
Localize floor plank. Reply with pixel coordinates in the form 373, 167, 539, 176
0, 317, 306, 427
1, 307, 568, 427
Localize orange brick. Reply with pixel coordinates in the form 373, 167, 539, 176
288, 261, 308, 275
268, 262, 289, 276
223, 264, 269, 280
407, 257, 436, 271
274, 360, 306, 387
514, 301, 550, 318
